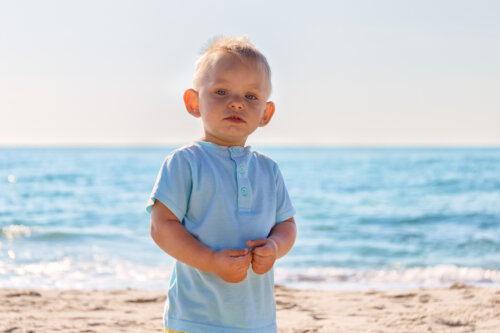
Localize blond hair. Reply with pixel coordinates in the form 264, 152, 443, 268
193, 36, 272, 92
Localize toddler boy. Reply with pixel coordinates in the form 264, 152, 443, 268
147, 36, 296, 333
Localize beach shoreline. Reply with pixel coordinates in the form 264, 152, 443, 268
2, 284, 499, 332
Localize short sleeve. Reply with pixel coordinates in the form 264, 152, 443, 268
274, 165, 296, 223
146, 151, 192, 222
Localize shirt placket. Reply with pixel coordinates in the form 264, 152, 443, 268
229, 146, 251, 212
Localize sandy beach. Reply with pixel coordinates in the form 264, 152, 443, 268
2, 284, 499, 333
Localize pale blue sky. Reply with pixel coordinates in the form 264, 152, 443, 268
1, 0, 499, 146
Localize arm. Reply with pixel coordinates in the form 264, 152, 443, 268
246, 217, 296, 274
268, 217, 297, 258
150, 200, 252, 283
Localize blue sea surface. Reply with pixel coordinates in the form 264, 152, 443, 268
1, 146, 499, 290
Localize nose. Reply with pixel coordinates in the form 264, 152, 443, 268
228, 98, 244, 111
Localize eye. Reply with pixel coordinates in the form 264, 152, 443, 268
215, 89, 227, 96
245, 94, 257, 100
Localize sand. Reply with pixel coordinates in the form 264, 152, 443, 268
2, 284, 499, 333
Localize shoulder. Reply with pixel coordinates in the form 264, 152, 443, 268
164, 142, 204, 163
250, 150, 280, 174
251, 150, 276, 164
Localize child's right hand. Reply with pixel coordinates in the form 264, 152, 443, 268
210, 248, 252, 283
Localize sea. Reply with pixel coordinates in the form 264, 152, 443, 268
1, 146, 499, 290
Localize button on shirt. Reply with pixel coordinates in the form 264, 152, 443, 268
147, 141, 295, 333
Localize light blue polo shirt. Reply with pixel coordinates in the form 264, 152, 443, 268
147, 141, 295, 333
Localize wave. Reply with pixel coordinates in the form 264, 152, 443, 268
0, 224, 138, 241
0, 225, 82, 240
0, 225, 34, 239
0, 256, 173, 290
274, 265, 500, 290
1, 254, 498, 290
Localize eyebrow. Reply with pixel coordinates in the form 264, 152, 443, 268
210, 80, 266, 91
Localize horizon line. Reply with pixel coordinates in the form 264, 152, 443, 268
1, 142, 499, 149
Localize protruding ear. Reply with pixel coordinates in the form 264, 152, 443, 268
259, 101, 275, 127
184, 89, 200, 118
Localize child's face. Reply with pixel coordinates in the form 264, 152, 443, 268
184, 52, 275, 147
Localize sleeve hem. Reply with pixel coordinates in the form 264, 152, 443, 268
146, 195, 185, 222
276, 208, 296, 224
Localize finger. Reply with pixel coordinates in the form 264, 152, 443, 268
253, 245, 273, 256
233, 254, 252, 266
226, 248, 249, 257
243, 253, 252, 263
246, 239, 268, 249
252, 263, 270, 275
232, 253, 252, 265
252, 256, 272, 266
252, 262, 266, 270
239, 265, 251, 274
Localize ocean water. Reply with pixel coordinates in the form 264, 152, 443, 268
1, 146, 499, 290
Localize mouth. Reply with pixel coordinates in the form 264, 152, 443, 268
224, 115, 245, 123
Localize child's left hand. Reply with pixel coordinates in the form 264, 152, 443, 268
246, 238, 278, 275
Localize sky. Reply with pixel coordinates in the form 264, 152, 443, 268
1, 0, 499, 146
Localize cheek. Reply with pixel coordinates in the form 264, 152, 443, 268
201, 96, 223, 111
251, 105, 267, 118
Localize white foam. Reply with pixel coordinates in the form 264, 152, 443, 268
1, 256, 499, 291
0, 256, 173, 290
1, 225, 33, 240
274, 265, 500, 290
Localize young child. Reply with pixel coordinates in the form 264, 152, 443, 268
147, 36, 296, 333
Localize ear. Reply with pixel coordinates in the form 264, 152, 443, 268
184, 89, 200, 118
259, 101, 275, 127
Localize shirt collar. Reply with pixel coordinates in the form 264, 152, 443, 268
195, 141, 252, 157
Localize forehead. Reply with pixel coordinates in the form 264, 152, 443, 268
202, 52, 271, 90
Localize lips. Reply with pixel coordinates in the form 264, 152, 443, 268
224, 115, 245, 123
